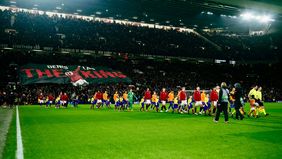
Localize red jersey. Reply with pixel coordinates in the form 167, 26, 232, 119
96, 92, 103, 100
193, 90, 201, 101
66, 67, 83, 82
160, 91, 168, 101
179, 91, 187, 101
210, 90, 218, 101
48, 95, 54, 101
144, 91, 151, 100
38, 95, 43, 100
61, 94, 68, 101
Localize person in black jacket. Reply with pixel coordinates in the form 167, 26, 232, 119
214, 82, 229, 123
7, 91, 15, 109
234, 83, 244, 120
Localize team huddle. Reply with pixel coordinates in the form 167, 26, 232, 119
37, 83, 269, 122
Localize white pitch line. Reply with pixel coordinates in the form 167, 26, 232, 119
16, 106, 24, 159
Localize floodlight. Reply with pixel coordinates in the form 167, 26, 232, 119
240, 12, 275, 23
240, 12, 254, 20
207, 11, 213, 15
259, 15, 274, 23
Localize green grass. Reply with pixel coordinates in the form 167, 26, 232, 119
2, 109, 16, 159
3, 103, 282, 159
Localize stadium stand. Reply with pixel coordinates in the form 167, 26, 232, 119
0, 8, 281, 106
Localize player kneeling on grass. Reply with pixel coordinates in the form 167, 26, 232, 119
214, 82, 229, 123
193, 87, 203, 115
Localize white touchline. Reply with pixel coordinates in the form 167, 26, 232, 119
16, 106, 24, 159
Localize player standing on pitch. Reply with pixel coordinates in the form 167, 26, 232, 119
209, 87, 219, 116
193, 87, 202, 115
160, 88, 168, 112
144, 88, 151, 112
128, 89, 136, 111
179, 87, 187, 113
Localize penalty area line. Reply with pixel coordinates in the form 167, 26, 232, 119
16, 106, 24, 159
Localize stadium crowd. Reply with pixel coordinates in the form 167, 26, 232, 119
0, 53, 281, 107
0, 10, 213, 58
0, 9, 280, 122
204, 34, 279, 61
1, 9, 280, 60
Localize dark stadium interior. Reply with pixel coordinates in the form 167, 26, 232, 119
0, 0, 282, 103
1, 1, 282, 159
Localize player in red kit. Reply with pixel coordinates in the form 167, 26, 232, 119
65, 66, 89, 86
46, 93, 54, 108
160, 88, 168, 112
209, 86, 219, 115
61, 93, 69, 108
144, 88, 151, 112
193, 87, 202, 115
38, 93, 44, 107
95, 91, 103, 109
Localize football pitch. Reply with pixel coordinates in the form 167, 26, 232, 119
1, 103, 282, 159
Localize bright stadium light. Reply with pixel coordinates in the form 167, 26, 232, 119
240, 12, 275, 23
258, 15, 274, 23
207, 11, 213, 15
240, 12, 254, 20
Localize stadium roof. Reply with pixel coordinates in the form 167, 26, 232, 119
2, 0, 282, 30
